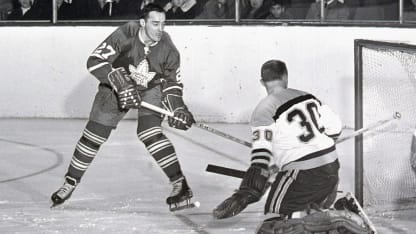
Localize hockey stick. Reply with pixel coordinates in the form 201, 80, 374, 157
140, 102, 252, 147
206, 164, 279, 179
336, 112, 401, 144
206, 112, 402, 178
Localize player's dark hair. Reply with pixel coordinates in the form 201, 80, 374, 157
140, 3, 165, 20
261, 60, 287, 82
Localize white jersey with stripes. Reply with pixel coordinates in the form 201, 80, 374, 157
250, 88, 342, 169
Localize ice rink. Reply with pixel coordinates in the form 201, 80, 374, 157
1, 118, 415, 234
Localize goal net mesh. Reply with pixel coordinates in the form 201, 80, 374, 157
360, 42, 416, 211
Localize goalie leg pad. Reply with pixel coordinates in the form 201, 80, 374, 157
256, 210, 372, 234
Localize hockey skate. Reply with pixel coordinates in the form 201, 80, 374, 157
50, 176, 77, 208
166, 177, 199, 212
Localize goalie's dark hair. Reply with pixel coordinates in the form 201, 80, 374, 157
139, 3, 165, 20
261, 60, 287, 82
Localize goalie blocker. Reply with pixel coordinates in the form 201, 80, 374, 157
161, 80, 195, 130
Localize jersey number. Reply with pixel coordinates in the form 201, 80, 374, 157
253, 129, 273, 142
287, 102, 324, 142
91, 43, 116, 60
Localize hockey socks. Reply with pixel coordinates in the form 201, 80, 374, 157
67, 121, 112, 181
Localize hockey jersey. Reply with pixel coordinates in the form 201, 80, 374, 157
86, 21, 181, 88
250, 88, 342, 171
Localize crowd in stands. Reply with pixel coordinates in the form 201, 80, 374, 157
0, 0, 412, 21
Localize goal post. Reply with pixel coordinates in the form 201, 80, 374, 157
354, 39, 416, 211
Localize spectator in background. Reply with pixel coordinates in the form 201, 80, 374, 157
87, 0, 123, 18
7, 0, 37, 19
404, 0, 416, 21
266, 0, 294, 19
305, 0, 352, 20
56, 0, 164, 20
116, 0, 162, 19
125, 0, 155, 18
164, 0, 198, 19
56, 0, 84, 20
7, 0, 51, 20
0, 0, 13, 19
195, 0, 235, 19
240, 0, 273, 19
350, 0, 398, 20
133, 0, 172, 18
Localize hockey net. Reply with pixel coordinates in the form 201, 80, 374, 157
355, 40, 416, 211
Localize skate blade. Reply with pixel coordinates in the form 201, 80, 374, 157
169, 201, 200, 212
50, 201, 64, 209
50, 203, 60, 208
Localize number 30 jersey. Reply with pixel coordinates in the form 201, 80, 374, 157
250, 88, 342, 171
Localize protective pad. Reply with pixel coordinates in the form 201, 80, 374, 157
256, 210, 371, 234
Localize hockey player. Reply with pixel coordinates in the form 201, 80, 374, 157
51, 3, 195, 211
213, 60, 373, 233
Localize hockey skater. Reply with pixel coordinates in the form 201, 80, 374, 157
213, 60, 374, 233
51, 3, 195, 211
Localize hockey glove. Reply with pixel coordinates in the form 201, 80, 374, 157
213, 164, 270, 219
162, 81, 195, 130
168, 108, 195, 130
108, 67, 141, 110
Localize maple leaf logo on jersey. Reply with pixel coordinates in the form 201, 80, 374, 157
129, 59, 156, 88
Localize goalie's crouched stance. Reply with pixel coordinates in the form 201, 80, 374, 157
213, 161, 373, 233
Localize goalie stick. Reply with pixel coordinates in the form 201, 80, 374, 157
206, 112, 401, 178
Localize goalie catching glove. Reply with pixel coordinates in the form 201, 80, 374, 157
162, 81, 195, 130
213, 164, 270, 219
108, 67, 142, 110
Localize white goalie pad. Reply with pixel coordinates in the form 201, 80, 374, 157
256, 209, 373, 234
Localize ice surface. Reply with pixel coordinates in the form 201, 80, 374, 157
0, 119, 415, 233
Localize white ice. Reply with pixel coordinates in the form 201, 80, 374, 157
0, 119, 415, 234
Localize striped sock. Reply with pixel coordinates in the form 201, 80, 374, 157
66, 121, 111, 182
138, 126, 183, 182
